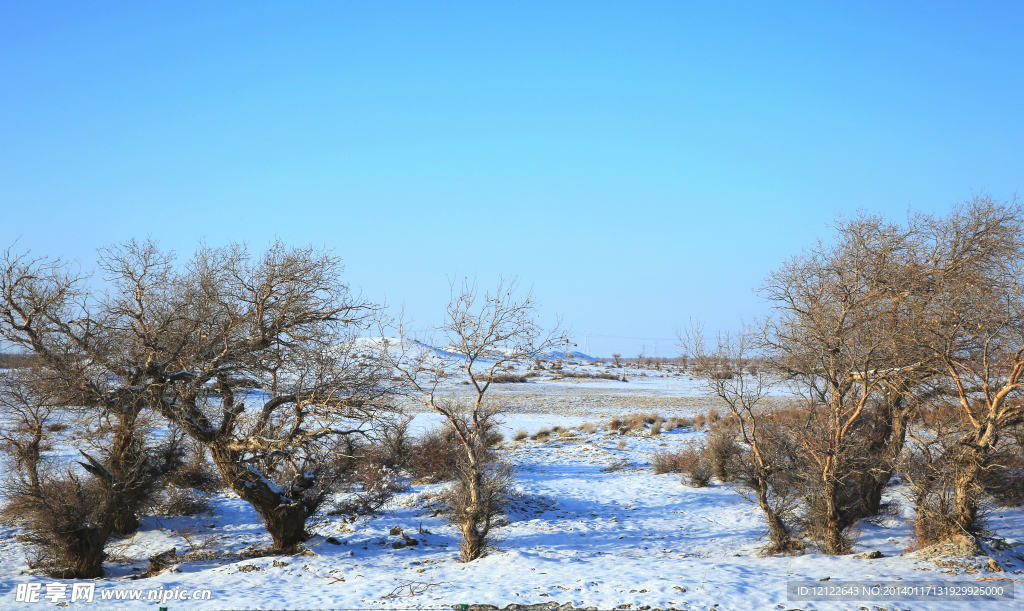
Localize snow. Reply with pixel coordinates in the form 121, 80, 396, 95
2, 362, 1022, 610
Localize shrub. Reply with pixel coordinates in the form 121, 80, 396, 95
489, 373, 528, 384
649, 420, 662, 436
678, 446, 713, 487
608, 418, 622, 430
409, 426, 464, 482
531, 428, 551, 441
580, 422, 597, 434
616, 440, 626, 450
153, 487, 214, 517
704, 429, 741, 482
651, 449, 687, 474
5, 469, 116, 578
693, 414, 707, 430
513, 429, 529, 441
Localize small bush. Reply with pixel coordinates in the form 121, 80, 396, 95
608, 418, 622, 430
513, 429, 528, 441
489, 373, 528, 384
531, 428, 552, 441
650, 421, 662, 436
165, 456, 224, 495
6, 470, 115, 578
693, 414, 707, 430
678, 446, 713, 487
704, 429, 741, 482
580, 422, 597, 434
153, 487, 214, 517
651, 449, 688, 474
409, 426, 464, 482
616, 440, 626, 450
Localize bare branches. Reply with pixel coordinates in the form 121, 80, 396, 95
380, 277, 564, 561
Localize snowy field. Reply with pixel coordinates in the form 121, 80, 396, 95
2, 363, 1023, 611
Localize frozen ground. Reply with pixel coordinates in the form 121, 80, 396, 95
1, 362, 1022, 610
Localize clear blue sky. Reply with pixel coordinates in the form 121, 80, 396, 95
2, 2, 1022, 356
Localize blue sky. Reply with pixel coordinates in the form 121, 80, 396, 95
2, 2, 1022, 356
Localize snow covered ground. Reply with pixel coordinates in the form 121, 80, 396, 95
2, 363, 1022, 610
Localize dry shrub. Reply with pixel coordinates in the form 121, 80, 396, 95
649, 421, 662, 436
615, 440, 626, 450
513, 429, 529, 441
707, 409, 720, 424
531, 428, 552, 441
650, 449, 688, 474
376, 417, 414, 469
5, 469, 115, 578
154, 487, 214, 517
409, 426, 464, 482
678, 446, 713, 487
693, 414, 707, 430
331, 459, 407, 517
489, 373, 528, 384
580, 422, 597, 434
45, 423, 68, 433
625, 413, 646, 430
608, 418, 622, 430
165, 456, 224, 495
704, 429, 741, 482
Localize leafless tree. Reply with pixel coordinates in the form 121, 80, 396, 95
905, 195, 1024, 537
381, 277, 568, 561
0, 240, 395, 556
611, 353, 621, 367
0, 367, 60, 494
758, 212, 927, 553
677, 322, 801, 553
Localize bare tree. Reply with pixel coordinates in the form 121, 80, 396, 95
611, 353, 621, 367
382, 277, 568, 561
0, 367, 59, 494
677, 322, 801, 553
758, 212, 925, 553
0, 240, 394, 556
906, 195, 1024, 537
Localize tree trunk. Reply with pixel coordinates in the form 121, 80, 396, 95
753, 475, 798, 554
261, 503, 311, 552
857, 395, 910, 518
58, 523, 113, 579
107, 417, 144, 537
458, 466, 487, 562
209, 446, 310, 552
819, 478, 850, 554
952, 445, 986, 534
